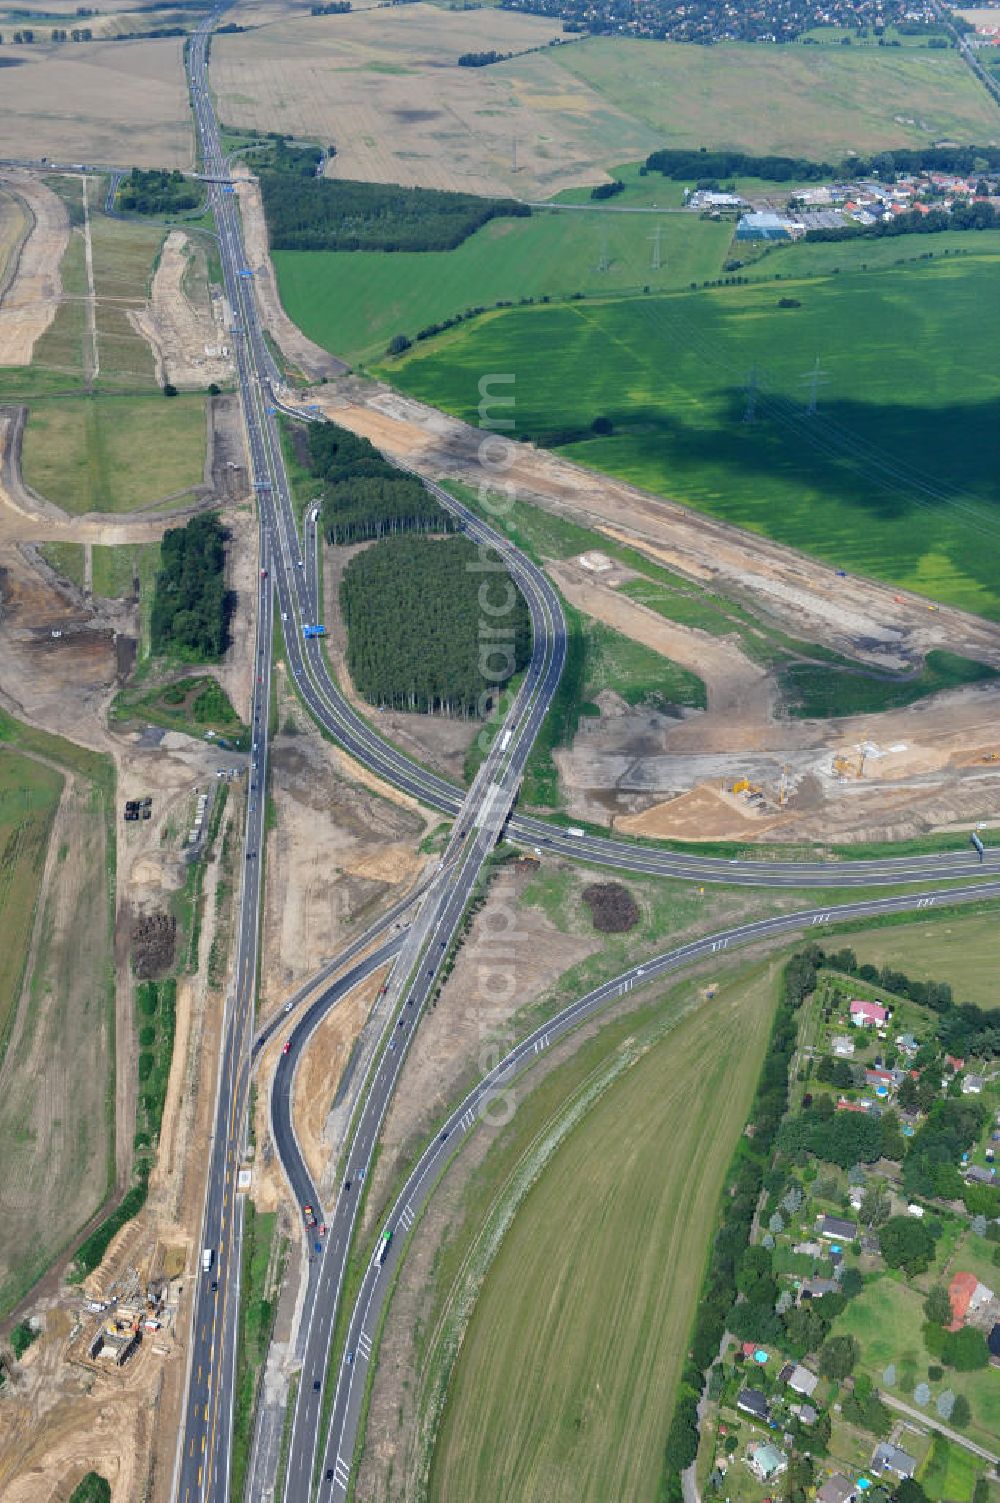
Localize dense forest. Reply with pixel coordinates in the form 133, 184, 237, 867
644, 144, 1000, 183
150, 512, 229, 660
340, 535, 531, 716
301, 420, 454, 543
258, 173, 529, 252
117, 168, 200, 214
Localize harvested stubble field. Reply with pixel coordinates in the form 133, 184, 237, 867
213, 14, 998, 203
0, 37, 192, 169
274, 209, 732, 364
21, 393, 207, 514
211, 6, 656, 199
383, 250, 1000, 617
428, 957, 780, 1503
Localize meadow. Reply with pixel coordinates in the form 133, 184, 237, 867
21, 394, 207, 514
428, 957, 780, 1503
832, 1278, 1000, 1457
385, 251, 1000, 616
0, 750, 63, 1064
558, 38, 1000, 157
273, 209, 731, 363
847, 910, 1000, 1008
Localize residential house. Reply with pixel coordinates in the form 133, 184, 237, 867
817, 1474, 857, 1503
793, 1240, 823, 1258
872, 1442, 917, 1479
818, 1215, 856, 1241
896, 1033, 918, 1056
850, 999, 890, 1027
785, 1364, 818, 1397
748, 1442, 788, 1482
793, 1402, 818, 1425
948, 1271, 979, 1330
832, 1035, 855, 1058
737, 1388, 770, 1421
963, 1073, 985, 1095
966, 1165, 997, 1187
799, 1277, 840, 1302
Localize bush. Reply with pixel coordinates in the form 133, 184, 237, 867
878, 1215, 936, 1275
942, 1326, 988, 1371
924, 1284, 952, 1326
163, 383, 178, 398
10, 1320, 38, 1359
387, 333, 411, 356
818, 1334, 858, 1378
68, 1475, 112, 1503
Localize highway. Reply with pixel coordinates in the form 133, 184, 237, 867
179, 12, 566, 1499
173, 7, 1000, 1499
173, 527, 274, 1503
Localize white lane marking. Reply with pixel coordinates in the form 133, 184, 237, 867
811, 912, 831, 925
399, 1204, 414, 1230
333, 1455, 350, 1489
357, 1330, 372, 1360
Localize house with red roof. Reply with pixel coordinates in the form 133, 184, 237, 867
850, 999, 890, 1027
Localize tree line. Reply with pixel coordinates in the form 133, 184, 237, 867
304, 420, 453, 543
258, 172, 530, 253
340, 535, 531, 717
458, 48, 512, 65
150, 512, 229, 661
645, 144, 1000, 183
117, 168, 200, 215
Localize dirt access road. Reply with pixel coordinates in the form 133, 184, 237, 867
312, 381, 1000, 675
129, 229, 234, 391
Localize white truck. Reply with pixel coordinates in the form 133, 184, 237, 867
201, 1248, 213, 1273
566, 827, 585, 838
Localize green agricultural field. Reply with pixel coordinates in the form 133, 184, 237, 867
0, 749, 63, 1061
556, 38, 1000, 156
429, 957, 781, 1503
745, 229, 1000, 282
272, 209, 731, 364
386, 252, 1000, 617
833, 1278, 1000, 1455
848, 910, 1000, 1007
21, 395, 207, 514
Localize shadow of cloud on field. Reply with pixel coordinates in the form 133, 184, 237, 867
547, 390, 1000, 528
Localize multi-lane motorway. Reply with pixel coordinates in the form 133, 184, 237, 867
174, 9, 1000, 1501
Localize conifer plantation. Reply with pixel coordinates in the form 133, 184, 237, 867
339, 536, 531, 716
